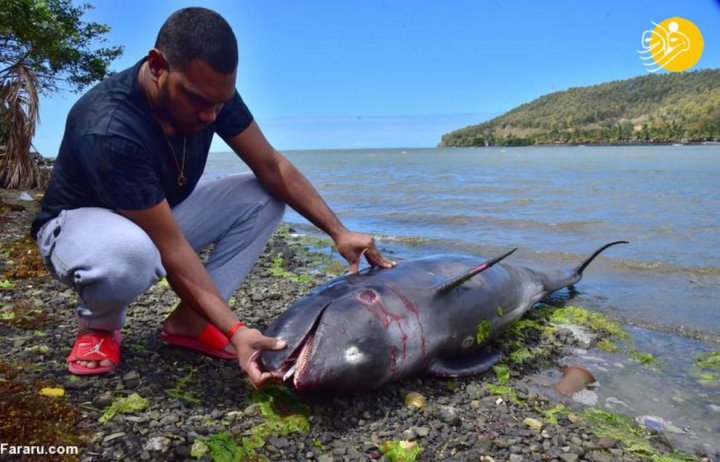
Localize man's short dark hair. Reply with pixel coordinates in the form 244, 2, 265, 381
155, 7, 238, 74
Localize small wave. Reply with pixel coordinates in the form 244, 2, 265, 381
617, 260, 720, 276
376, 211, 599, 231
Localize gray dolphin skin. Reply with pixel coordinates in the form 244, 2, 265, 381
260, 241, 628, 393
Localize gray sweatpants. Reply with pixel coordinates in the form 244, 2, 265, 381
36, 173, 285, 330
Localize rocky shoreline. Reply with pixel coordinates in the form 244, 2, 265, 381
0, 188, 708, 462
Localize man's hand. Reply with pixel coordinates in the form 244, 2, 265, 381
231, 327, 286, 389
334, 230, 397, 274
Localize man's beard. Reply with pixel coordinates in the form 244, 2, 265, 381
156, 86, 196, 135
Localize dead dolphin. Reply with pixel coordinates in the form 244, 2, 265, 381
260, 241, 627, 392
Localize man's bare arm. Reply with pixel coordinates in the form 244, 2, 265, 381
119, 201, 284, 387
225, 122, 395, 272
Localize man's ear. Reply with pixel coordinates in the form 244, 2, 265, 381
147, 49, 170, 82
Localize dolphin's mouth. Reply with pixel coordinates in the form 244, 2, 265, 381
275, 305, 327, 387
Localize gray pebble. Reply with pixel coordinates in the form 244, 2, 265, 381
102, 432, 126, 444
475, 436, 493, 451
509, 445, 523, 454
267, 437, 290, 449
559, 453, 579, 462
437, 405, 461, 426
587, 450, 613, 462
143, 436, 171, 453
122, 370, 140, 381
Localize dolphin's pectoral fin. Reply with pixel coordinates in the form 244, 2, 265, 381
435, 248, 518, 294
427, 348, 502, 378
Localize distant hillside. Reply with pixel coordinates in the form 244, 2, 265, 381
440, 69, 720, 147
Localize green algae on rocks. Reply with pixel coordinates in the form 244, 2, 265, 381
166, 366, 201, 405
269, 254, 314, 283
548, 305, 628, 340
546, 305, 662, 366
201, 384, 311, 461
381, 440, 423, 462
475, 319, 491, 344
692, 351, 720, 385
493, 364, 510, 384
99, 393, 149, 424
582, 408, 698, 461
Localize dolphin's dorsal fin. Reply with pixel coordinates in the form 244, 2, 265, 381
436, 248, 517, 294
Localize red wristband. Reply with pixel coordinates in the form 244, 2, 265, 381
227, 321, 246, 339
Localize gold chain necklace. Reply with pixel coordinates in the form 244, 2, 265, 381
164, 134, 188, 187
141, 63, 188, 187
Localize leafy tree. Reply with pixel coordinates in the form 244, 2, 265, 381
0, 0, 123, 189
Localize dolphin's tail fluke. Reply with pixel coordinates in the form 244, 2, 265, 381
542, 241, 628, 294
573, 240, 629, 276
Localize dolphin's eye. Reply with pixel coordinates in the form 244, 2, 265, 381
461, 336, 475, 349
357, 290, 378, 304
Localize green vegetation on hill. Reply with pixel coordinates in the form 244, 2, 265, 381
440, 69, 720, 147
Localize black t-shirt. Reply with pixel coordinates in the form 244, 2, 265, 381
31, 58, 253, 238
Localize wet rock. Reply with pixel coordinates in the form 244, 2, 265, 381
404, 391, 427, 409
571, 389, 598, 406
475, 436, 493, 452
523, 417, 543, 431
102, 432, 126, 443
493, 437, 511, 449
587, 450, 613, 462
465, 384, 482, 399
509, 445, 523, 454
174, 445, 190, 458
267, 437, 290, 449
437, 405, 461, 426
636, 415, 686, 434
190, 441, 208, 458
159, 414, 179, 426
319, 433, 334, 445
604, 396, 631, 409
143, 436, 171, 453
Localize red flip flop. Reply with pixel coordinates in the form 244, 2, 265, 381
67, 330, 122, 375
160, 323, 235, 360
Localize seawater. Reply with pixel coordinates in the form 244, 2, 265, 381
204, 145, 720, 337
204, 145, 720, 456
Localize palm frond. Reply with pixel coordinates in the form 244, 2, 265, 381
0, 63, 43, 189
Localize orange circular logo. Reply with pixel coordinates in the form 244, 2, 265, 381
639, 17, 704, 72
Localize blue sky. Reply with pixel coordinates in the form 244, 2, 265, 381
34, 0, 720, 155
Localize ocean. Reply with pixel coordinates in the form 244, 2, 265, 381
204, 145, 720, 338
